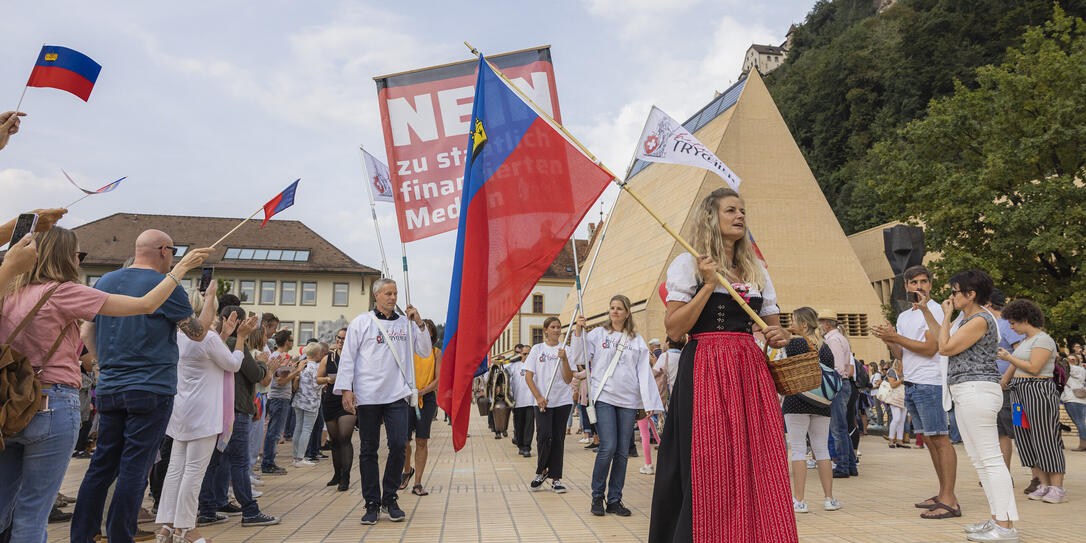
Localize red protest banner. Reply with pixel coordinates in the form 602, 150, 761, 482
374, 46, 562, 242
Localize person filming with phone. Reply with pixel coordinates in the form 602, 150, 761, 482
872, 265, 960, 519
333, 278, 430, 525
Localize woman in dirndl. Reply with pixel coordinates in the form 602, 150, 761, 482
649, 187, 796, 543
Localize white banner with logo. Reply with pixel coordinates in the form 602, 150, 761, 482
362, 148, 395, 203
634, 105, 741, 191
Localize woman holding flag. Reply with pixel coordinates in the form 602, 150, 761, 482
648, 187, 795, 543
570, 295, 664, 517
523, 317, 574, 494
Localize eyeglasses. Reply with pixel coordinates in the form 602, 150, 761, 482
160, 246, 178, 256
950, 289, 962, 296
76, 251, 87, 264
336, 336, 346, 341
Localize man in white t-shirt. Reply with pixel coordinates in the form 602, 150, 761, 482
506, 345, 536, 457
872, 265, 959, 518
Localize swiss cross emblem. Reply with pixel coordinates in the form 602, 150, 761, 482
644, 135, 659, 154
373, 175, 386, 194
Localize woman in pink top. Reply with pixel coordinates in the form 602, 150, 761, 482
0, 227, 208, 542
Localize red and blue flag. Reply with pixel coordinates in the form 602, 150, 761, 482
437, 56, 613, 450
261, 179, 300, 228
27, 46, 101, 102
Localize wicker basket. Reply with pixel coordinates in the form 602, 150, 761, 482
766, 337, 822, 396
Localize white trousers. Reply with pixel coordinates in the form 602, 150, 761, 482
784, 413, 831, 461
155, 435, 218, 529
888, 405, 906, 440
950, 381, 1019, 521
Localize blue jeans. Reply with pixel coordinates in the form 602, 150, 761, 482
591, 401, 635, 504
71, 391, 173, 543
292, 407, 318, 460
305, 404, 323, 458
356, 400, 408, 505
905, 382, 949, 436
1065, 402, 1086, 438
262, 397, 290, 470
198, 413, 260, 518
830, 379, 857, 473
0, 384, 80, 543
578, 404, 595, 435
248, 393, 265, 472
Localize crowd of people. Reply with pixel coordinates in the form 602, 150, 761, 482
0, 158, 1082, 543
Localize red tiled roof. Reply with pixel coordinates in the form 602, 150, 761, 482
544, 239, 590, 279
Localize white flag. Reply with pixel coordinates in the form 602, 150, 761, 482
634, 106, 741, 191
361, 148, 395, 203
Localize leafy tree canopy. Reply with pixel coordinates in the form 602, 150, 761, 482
865, 7, 1086, 340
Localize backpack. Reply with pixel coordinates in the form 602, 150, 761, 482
853, 356, 871, 389
0, 285, 68, 450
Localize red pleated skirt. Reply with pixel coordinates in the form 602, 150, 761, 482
690, 332, 797, 543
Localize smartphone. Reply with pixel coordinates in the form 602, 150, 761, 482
906, 291, 921, 304
198, 267, 214, 293
9, 213, 38, 246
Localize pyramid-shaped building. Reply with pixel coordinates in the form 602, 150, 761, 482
560, 70, 888, 361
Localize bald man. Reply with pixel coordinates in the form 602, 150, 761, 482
72, 230, 216, 543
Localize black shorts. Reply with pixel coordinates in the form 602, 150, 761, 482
322, 396, 350, 422
408, 391, 438, 440
997, 389, 1014, 438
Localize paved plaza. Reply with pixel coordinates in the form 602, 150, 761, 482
51, 413, 1085, 542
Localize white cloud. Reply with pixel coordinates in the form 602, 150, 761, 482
582, 0, 705, 39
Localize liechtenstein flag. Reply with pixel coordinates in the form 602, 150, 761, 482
437, 56, 613, 451
27, 46, 101, 102
261, 179, 300, 228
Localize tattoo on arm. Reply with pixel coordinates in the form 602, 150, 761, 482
178, 313, 206, 340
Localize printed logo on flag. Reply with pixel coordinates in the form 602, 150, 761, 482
635, 105, 742, 191
44, 53, 58, 61
362, 149, 395, 204
642, 117, 678, 158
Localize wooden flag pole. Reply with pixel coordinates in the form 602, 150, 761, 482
462, 41, 768, 330
209, 207, 262, 249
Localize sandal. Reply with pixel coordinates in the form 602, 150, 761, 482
399, 467, 415, 490
896, 443, 911, 449
411, 484, 429, 496
914, 496, 938, 509
920, 501, 961, 519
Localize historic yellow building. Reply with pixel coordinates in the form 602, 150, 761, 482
559, 70, 890, 361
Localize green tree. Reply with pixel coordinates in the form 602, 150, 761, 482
865, 7, 1086, 340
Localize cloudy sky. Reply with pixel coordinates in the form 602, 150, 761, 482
3, 0, 813, 322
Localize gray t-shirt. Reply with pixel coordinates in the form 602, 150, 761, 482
1011, 332, 1058, 377
948, 311, 1000, 386
267, 351, 294, 400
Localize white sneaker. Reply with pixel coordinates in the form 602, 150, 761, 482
292, 459, 315, 467
251, 489, 263, 498
639, 464, 655, 475
823, 497, 842, 511
793, 498, 808, 513
966, 525, 1020, 542
579, 437, 591, 444
806, 459, 817, 469
964, 519, 996, 534
250, 476, 264, 487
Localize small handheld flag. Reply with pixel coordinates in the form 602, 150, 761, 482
26, 46, 101, 102
262, 179, 300, 228
62, 170, 126, 208
1012, 403, 1030, 429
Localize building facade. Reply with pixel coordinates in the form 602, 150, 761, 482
742, 44, 788, 75
74, 213, 381, 344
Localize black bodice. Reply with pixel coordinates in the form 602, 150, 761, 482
689, 292, 764, 335
321, 350, 341, 402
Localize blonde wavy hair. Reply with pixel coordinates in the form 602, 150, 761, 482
789, 307, 825, 349
691, 188, 766, 290
603, 294, 636, 338
13, 227, 80, 292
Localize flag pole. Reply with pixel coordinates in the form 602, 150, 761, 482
463, 41, 769, 330
64, 193, 93, 209
13, 85, 28, 116
210, 207, 262, 249
359, 145, 393, 278
542, 238, 585, 400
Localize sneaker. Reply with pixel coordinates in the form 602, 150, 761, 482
251, 489, 263, 498
529, 473, 547, 491
552, 480, 567, 494
218, 502, 243, 516
585, 442, 599, 450
241, 513, 280, 526
964, 519, 997, 533
806, 459, 817, 469
383, 499, 406, 522
1028, 484, 1050, 500
1041, 486, 1067, 504
793, 499, 808, 514
305, 456, 321, 462
262, 465, 287, 475
360, 503, 380, 525
605, 501, 631, 516
1023, 476, 1041, 494
966, 525, 1020, 542
823, 497, 842, 511
48, 505, 72, 523
639, 464, 655, 475
250, 476, 264, 486
579, 437, 591, 444
590, 497, 605, 516
196, 513, 229, 526
292, 459, 315, 467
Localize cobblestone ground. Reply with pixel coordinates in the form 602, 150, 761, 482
50, 413, 1085, 542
